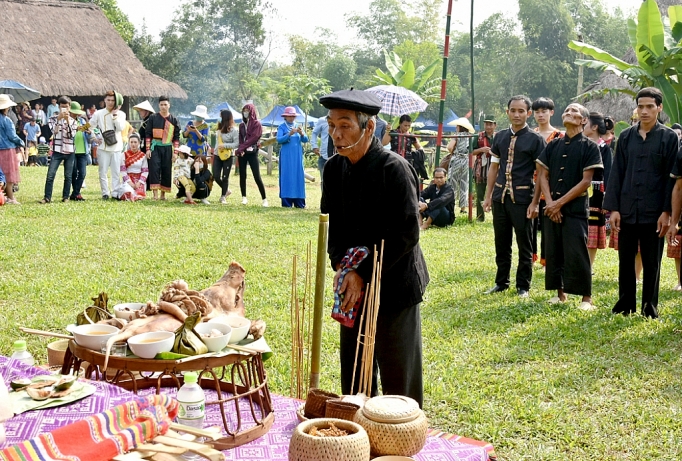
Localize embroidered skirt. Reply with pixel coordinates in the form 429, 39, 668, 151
0, 148, 20, 183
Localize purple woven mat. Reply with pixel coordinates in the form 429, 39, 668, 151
1, 356, 488, 460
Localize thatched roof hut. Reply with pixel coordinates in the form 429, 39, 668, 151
581, 0, 676, 123
581, 50, 637, 124
0, 0, 187, 100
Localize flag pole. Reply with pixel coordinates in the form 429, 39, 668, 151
434, 0, 454, 168
468, 0, 476, 223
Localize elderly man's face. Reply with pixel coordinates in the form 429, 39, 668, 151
561, 104, 587, 128
327, 109, 373, 162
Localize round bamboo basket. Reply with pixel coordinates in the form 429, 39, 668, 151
47, 340, 70, 366
288, 418, 370, 461
304, 388, 339, 419
353, 396, 428, 457
324, 398, 360, 421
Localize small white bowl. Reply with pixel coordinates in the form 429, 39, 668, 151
195, 322, 232, 352
113, 303, 145, 321
225, 316, 250, 343
72, 324, 120, 351
127, 331, 174, 359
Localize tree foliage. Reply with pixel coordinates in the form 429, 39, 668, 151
569, 0, 682, 123
72, 0, 135, 44
131, 0, 269, 113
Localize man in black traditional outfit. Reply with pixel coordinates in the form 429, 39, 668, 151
320, 89, 429, 407
482, 96, 546, 297
145, 96, 180, 201
536, 103, 603, 310
419, 167, 455, 229
606, 87, 679, 318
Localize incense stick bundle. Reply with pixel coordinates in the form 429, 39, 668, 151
352, 241, 384, 397
290, 243, 314, 399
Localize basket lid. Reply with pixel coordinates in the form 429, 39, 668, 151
361, 395, 421, 423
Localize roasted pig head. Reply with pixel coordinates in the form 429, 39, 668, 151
201, 262, 246, 317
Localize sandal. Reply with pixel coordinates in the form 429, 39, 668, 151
38, 198, 51, 204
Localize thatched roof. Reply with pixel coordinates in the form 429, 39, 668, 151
581, 50, 637, 123
0, 0, 187, 99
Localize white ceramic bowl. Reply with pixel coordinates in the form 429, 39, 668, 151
113, 303, 145, 321
195, 322, 232, 352
127, 331, 174, 359
225, 316, 250, 344
72, 324, 120, 351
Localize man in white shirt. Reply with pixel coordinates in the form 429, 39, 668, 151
89, 91, 126, 199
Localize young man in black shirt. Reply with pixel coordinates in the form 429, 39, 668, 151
536, 103, 603, 310
483, 96, 546, 297
605, 87, 679, 318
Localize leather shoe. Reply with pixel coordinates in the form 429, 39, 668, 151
642, 303, 659, 319
517, 289, 529, 298
484, 285, 508, 294
612, 299, 635, 315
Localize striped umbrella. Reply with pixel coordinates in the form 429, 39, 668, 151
365, 85, 428, 116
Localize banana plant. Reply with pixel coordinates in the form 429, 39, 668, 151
375, 50, 441, 101
568, 0, 682, 124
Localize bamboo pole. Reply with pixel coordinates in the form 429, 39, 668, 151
309, 214, 329, 389
290, 255, 297, 397
434, 0, 454, 167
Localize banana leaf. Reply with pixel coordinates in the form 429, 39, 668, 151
173, 312, 208, 356
76, 292, 111, 325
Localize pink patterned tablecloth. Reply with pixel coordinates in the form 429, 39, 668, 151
1, 357, 493, 460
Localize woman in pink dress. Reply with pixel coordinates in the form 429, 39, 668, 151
0, 95, 24, 204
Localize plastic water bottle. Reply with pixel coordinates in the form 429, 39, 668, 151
10, 340, 34, 366
176, 372, 205, 460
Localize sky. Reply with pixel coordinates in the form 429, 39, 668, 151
117, 0, 643, 60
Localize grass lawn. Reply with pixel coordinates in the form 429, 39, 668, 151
2, 164, 682, 460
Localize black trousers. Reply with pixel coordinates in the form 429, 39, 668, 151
340, 303, 424, 408
475, 182, 486, 221
492, 199, 533, 290
213, 155, 234, 196
543, 215, 591, 296
238, 152, 266, 199
616, 222, 665, 310
423, 206, 452, 227
148, 145, 173, 192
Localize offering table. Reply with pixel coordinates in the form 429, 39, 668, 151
61, 341, 274, 450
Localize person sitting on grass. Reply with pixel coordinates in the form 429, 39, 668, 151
37, 137, 50, 166
177, 154, 213, 205
173, 145, 195, 204
419, 167, 455, 230
113, 133, 148, 202
26, 140, 38, 166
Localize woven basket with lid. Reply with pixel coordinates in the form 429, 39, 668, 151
288, 418, 370, 461
353, 395, 428, 457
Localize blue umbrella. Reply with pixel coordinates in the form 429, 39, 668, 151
0, 79, 41, 103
